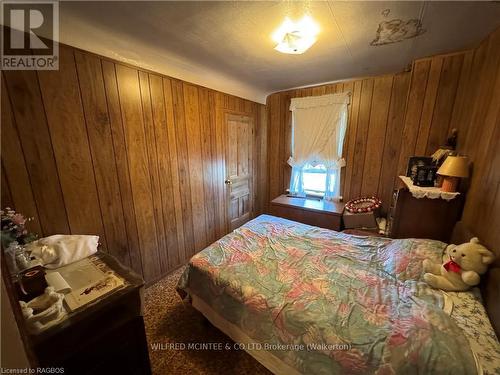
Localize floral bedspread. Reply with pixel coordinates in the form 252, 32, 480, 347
177, 215, 477, 374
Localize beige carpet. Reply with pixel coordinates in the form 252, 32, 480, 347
143, 267, 272, 375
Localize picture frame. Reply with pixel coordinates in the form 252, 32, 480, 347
406, 156, 433, 181
413, 166, 438, 187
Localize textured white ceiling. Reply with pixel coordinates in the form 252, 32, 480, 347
55, 1, 500, 103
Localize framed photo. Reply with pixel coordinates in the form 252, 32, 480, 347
413, 166, 438, 187
406, 156, 433, 181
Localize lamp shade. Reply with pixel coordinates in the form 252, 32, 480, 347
437, 155, 469, 178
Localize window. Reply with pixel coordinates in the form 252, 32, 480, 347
302, 163, 327, 196
287, 93, 349, 201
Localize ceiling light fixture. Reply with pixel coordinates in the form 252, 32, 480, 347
272, 15, 320, 54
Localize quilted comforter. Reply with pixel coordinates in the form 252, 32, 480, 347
177, 214, 477, 374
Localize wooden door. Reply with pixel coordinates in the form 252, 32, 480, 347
225, 113, 254, 231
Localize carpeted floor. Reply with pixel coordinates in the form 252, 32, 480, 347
143, 266, 272, 375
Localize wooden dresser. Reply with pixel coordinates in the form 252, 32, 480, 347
3, 252, 151, 375
269, 195, 343, 231
388, 188, 464, 242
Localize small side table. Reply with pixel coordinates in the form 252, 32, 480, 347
2, 252, 151, 375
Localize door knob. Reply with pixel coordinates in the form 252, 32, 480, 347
224, 179, 232, 185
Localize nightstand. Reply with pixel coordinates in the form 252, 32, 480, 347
2, 252, 151, 374
387, 177, 464, 241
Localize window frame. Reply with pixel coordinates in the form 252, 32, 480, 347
301, 163, 327, 197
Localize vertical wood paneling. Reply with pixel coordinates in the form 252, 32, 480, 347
162, 78, 186, 265
256, 104, 269, 214
149, 74, 180, 268
339, 81, 354, 197
450, 51, 474, 139
360, 76, 393, 196
477, 118, 500, 250
101, 60, 143, 275
463, 32, 500, 164
266, 44, 490, 214
350, 79, 374, 199
396, 60, 431, 176
37, 46, 106, 241
343, 80, 362, 201
183, 83, 208, 252
75, 51, 130, 265
138, 71, 169, 273
1, 79, 42, 234
267, 94, 282, 199
1, 163, 13, 209
474, 120, 500, 249
460, 43, 489, 149
459, 28, 500, 255
279, 92, 289, 192
425, 55, 464, 155
210, 92, 223, 238
171, 80, 195, 258
115, 64, 161, 281
1, 44, 265, 283
414, 57, 443, 155
3, 70, 70, 235
214, 93, 228, 238
198, 88, 217, 245
377, 72, 411, 209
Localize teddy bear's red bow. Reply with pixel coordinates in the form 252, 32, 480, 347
443, 260, 461, 273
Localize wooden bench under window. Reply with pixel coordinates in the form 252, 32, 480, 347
269, 195, 343, 231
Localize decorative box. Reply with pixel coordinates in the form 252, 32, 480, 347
342, 209, 379, 229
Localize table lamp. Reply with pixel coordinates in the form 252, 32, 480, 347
437, 155, 469, 192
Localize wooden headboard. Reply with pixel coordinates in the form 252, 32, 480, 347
451, 221, 500, 339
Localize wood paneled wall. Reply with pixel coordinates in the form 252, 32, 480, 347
266, 26, 500, 254
455, 28, 500, 258
266, 45, 485, 214
1, 28, 498, 281
1, 44, 267, 283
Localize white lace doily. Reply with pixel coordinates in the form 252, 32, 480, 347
399, 176, 460, 201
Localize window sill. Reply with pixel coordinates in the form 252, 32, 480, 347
284, 190, 324, 200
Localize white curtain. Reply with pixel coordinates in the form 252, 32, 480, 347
288, 93, 349, 201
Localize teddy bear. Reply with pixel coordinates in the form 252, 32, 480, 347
422, 237, 495, 292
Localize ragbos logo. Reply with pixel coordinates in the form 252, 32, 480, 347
1, 1, 59, 70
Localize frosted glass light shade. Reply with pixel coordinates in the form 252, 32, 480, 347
272, 15, 319, 54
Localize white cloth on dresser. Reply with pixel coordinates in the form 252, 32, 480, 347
399, 176, 460, 200
29, 235, 99, 269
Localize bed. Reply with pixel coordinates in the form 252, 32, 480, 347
177, 214, 500, 374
